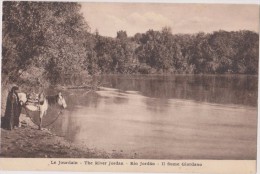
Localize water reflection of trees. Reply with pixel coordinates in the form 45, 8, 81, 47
103, 95, 129, 105
66, 90, 101, 109
100, 75, 257, 107
112, 95, 129, 105
144, 98, 169, 114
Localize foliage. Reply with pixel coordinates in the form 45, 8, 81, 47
2, 1, 259, 87
132, 29, 259, 74
92, 32, 136, 74
2, 2, 90, 84
92, 28, 258, 75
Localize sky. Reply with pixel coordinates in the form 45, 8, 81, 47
80, 3, 259, 37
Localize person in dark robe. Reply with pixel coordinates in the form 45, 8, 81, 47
2, 86, 22, 130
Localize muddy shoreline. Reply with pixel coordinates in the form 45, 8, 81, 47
0, 114, 124, 158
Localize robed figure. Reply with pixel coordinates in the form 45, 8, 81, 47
2, 86, 22, 130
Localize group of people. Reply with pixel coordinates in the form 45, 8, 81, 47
2, 86, 22, 130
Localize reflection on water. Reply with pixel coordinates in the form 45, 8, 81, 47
100, 75, 257, 106
43, 75, 257, 159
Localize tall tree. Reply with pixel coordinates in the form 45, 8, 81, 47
2, 2, 90, 84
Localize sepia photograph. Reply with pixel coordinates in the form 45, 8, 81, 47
0, 0, 259, 173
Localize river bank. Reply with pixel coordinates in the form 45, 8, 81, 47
0, 81, 124, 158
0, 114, 124, 158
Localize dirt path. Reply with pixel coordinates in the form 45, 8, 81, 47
0, 114, 122, 158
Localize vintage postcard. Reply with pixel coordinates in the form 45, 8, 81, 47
0, 0, 259, 174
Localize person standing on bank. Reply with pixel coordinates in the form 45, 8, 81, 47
3, 86, 22, 130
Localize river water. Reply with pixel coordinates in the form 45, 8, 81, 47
43, 75, 257, 159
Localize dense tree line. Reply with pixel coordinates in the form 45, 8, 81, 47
2, 2, 259, 85
91, 28, 259, 75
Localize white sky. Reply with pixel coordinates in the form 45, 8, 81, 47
80, 3, 259, 37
